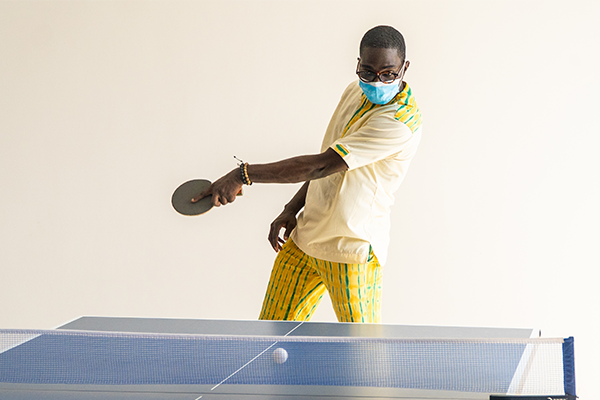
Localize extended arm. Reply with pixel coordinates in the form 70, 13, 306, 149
246, 148, 347, 184
192, 148, 347, 207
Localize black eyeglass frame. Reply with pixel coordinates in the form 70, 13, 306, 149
355, 58, 405, 84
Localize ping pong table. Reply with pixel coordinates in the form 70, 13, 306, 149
0, 317, 576, 399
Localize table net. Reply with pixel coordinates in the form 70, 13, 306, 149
0, 329, 574, 396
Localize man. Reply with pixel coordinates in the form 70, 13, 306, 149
192, 25, 422, 323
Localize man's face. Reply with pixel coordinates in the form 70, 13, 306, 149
357, 47, 409, 85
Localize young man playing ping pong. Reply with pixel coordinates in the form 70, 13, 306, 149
192, 25, 422, 323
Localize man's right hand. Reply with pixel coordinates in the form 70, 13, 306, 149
268, 210, 298, 252
191, 169, 243, 207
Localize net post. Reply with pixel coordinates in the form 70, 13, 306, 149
562, 336, 576, 397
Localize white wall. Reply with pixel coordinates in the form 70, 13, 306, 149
1, 1, 598, 397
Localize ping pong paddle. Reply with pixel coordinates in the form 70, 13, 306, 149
171, 179, 213, 216
172, 179, 243, 216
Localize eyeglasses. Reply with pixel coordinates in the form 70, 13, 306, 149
356, 58, 405, 84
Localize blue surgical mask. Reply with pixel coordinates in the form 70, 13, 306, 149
358, 79, 402, 105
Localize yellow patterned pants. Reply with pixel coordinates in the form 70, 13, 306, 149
259, 239, 382, 323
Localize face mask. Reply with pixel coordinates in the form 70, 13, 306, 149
358, 78, 402, 105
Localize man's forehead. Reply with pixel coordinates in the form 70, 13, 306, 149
360, 47, 402, 64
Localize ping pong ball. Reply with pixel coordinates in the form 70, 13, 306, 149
272, 347, 288, 364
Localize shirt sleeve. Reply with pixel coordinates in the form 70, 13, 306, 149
330, 113, 418, 170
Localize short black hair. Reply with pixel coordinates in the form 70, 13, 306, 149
359, 25, 406, 61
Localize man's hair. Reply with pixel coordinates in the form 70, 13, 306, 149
359, 25, 406, 61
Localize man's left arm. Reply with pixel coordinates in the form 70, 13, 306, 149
191, 148, 348, 207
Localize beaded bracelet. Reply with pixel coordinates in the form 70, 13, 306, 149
241, 162, 252, 185
234, 156, 252, 185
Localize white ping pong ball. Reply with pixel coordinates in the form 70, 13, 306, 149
272, 347, 288, 364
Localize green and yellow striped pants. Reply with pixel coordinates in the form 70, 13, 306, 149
259, 239, 382, 323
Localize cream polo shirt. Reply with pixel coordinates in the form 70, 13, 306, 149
290, 80, 422, 266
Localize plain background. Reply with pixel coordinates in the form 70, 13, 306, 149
1, 0, 598, 397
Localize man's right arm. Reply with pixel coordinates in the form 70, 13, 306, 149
268, 181, 309, 252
